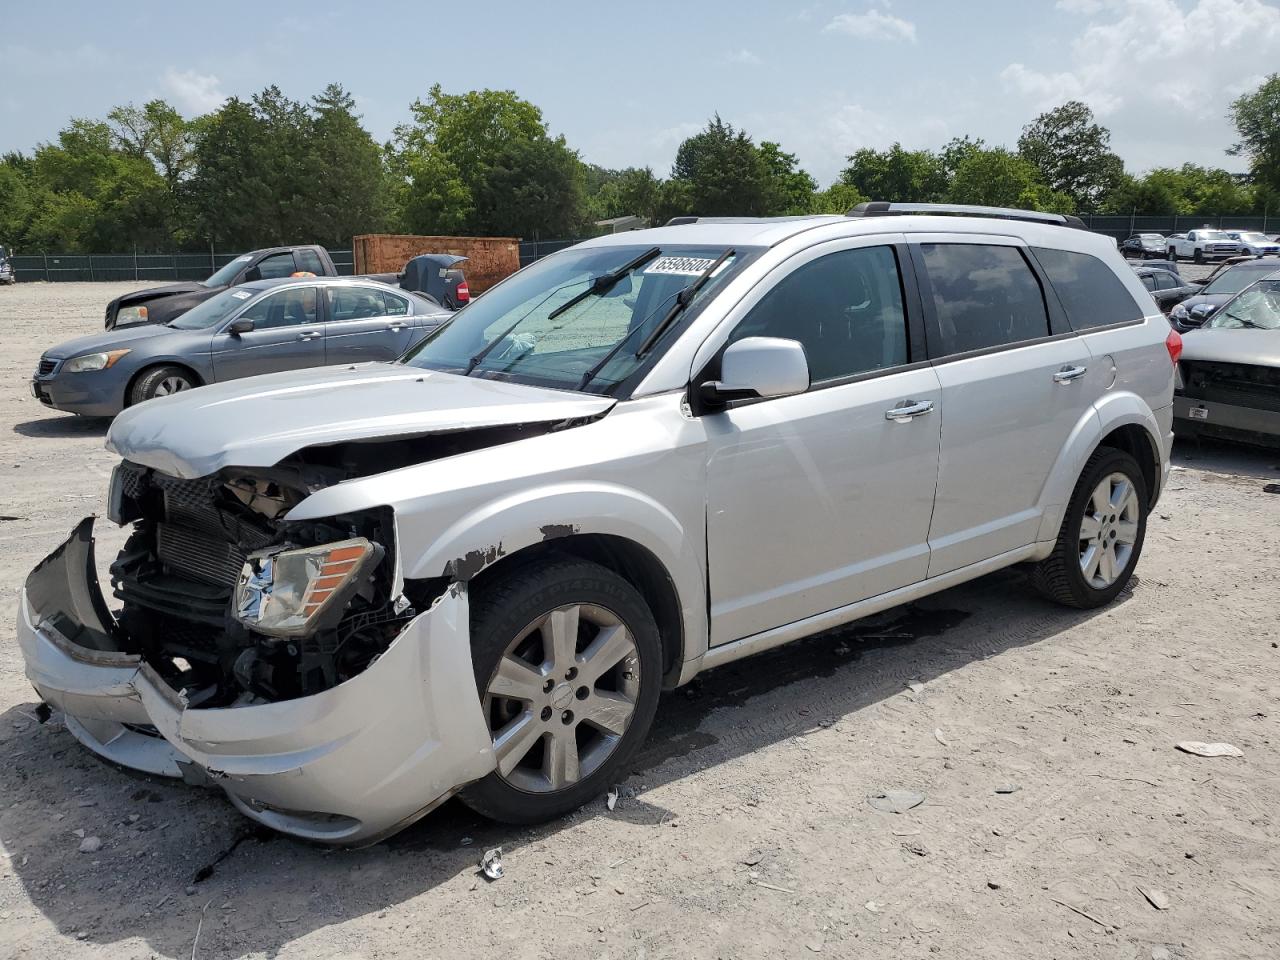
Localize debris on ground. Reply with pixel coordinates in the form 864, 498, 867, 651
1176, 741, 1244, 758
903, 841, 929, 857
480, 847, 504, 881
606, 787, 619, 811
906, 682, 925, 695
994, 785, 1021, 794
1263, 483, 1279, 494
1140, 886, 1172, 910
77, 836, 101, 854
934, 728, 948, 746
869, 790, 925, 813
742, 850, 765, 866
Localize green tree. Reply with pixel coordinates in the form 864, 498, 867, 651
1103, 165, 1253, 215
306, 84, 390, 246
948, 146, 1071, 211
671, 115, 770, 215
588, 166, 663, 224
808, 182, 867, 214
1229, 74, 1280, 196
1017, 101, 1124, 210
757, 141, 817, 215
838, 144, 947, 202
391, 85, 584, 236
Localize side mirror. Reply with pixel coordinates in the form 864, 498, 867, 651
701, 337, 810, 405
228, 317, 254, 335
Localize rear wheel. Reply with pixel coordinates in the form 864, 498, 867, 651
1031, 447, 1148, 609
129, 365, 195, 406
459, 558, 662, 824
1167, 248, 1177, 261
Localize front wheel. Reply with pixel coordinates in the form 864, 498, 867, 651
1031, 447, 1148, 609
459, 558, 662, 824
129, 365, 195, 406
1193, 248, 1204, 263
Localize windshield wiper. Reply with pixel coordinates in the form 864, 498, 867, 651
633, 249, 735, 359
545, 247, 661, 322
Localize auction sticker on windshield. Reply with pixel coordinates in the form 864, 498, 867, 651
231, 290, 253, 300
645, 256, 732, 276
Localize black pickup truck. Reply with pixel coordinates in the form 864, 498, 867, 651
105, 246, 469, 329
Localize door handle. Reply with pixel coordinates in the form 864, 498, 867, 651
386, 322, 407, 331
297, 331, 321, 341
1053, 365, 1088, 384
885, 399, 935, 422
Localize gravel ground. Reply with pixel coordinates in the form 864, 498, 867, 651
1, 279, 1278, 960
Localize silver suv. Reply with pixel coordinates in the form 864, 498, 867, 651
18, 203, 1178, 844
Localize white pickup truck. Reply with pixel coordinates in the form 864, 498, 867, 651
1165, 229, 1243, 262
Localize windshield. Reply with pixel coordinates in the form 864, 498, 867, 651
1237, 232, 1271, 243
169, 287, 257, 330
203, 255, 253, 288
1198, 230, 1229, 241
1206, 279, 1280, 330
1203, 264, 1279, 295
401, 244, 756, 393
1138, 234, 1163, 241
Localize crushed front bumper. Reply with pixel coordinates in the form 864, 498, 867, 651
17, 518, 496, 845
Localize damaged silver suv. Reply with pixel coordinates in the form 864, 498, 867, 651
18, 203, 1178, 844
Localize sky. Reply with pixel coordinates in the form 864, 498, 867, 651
3, 0, 1279, 186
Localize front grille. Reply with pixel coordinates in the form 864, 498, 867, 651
37, 358, 57, 377
156, 522, 248, 588
1181, 360, 1280, 413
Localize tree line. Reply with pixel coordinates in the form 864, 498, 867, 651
2, 76, 1280, 254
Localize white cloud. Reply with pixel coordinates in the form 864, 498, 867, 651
161, 68, 227, 115
998, 0, 1280, 169
823, 10, 917, 43
724, 48, 762, 66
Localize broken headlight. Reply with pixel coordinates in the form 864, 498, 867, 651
234, 539, 379, 638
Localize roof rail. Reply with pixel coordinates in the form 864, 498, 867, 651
664, 216, 700, 226
847, 201, 1087, 230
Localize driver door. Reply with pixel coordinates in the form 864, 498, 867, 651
703, 240, 941, 645
211, 286, 325, 381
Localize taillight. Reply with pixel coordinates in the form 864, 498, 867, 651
455, 281, 470, 303
1166, 328, 1183, 364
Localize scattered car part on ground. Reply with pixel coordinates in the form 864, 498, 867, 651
1165, 230, 1243, 263
31, 277, 451, 417
1174, 274, 1280, 446
1169, 259, 1280, 331
103, 245, 343, 330
18, 203, 1175, 843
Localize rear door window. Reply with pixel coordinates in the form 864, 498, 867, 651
1033, 247, 1145, 330
918, 243, 1050, 355
327, 286, 388, 322
296, 249, 326, 275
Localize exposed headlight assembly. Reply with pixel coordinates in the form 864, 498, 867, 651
115, 305, 148, 324
64, 349, 131, 373
235, 539, 381, 638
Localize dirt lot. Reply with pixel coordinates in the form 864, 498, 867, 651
1, 280, 1278, 960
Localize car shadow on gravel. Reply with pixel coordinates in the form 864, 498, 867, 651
13, 415, 111, 439
1171, 435, 1279, 481
0, 568, 1134, 957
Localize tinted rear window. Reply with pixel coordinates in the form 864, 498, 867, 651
919, 243, 1050, 355
1033, 247, 1145, 330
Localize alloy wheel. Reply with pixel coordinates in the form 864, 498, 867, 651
483, 603, 640, 793
1078, 472, 1141, 589
154, 376, 190, 396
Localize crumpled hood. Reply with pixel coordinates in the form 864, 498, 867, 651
106, 363, 617, 478
1180, 328, 1280, 367
44, 323, 183, 360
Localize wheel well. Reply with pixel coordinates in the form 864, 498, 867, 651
1097, 424, 1160, 505
124, 362, 204, 406
471, 535, 685, 689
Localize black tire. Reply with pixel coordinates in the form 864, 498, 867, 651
1031, 447, 1148, 609
458, 558, 662, 824
129, 365, 196, 406
1193, 248, 1204, 264
1167, 248, 1177, 261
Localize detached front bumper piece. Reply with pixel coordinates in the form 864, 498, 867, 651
18, 518, 497, 845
